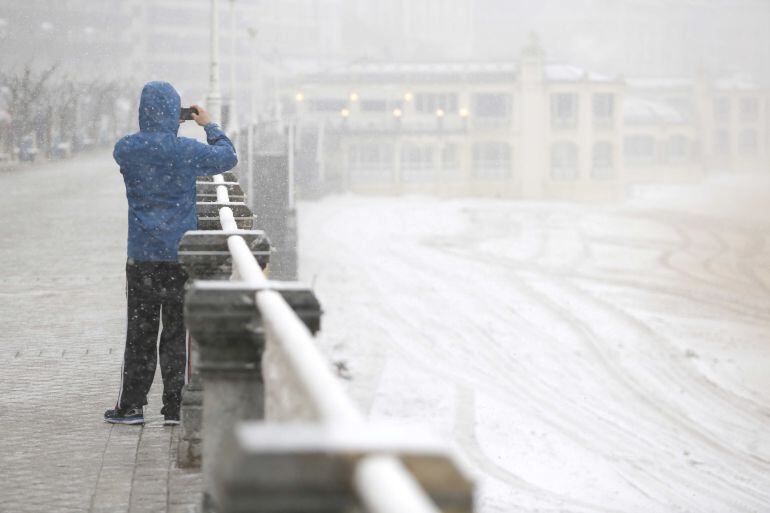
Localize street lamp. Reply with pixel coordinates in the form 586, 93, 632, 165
227, 0, 239, 136
349, 92, 359, 102
392, 107, 402, 131
294, 92, 304, 103
246, 27, 258, 125
435, 108, 444, 133
207, 0, 222, 124
459, 107, 470, 132
246, 26, 258, 209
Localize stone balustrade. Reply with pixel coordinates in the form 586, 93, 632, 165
178, 170, 474, 513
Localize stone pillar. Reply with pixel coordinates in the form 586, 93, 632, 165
184, 281, 321, 512
215, 423, 475, 513
177, 228, 271, 468
198, 326, 265, 512
517, 33, 547, 200
185, 282, 266, 512
178, 338, 204, 468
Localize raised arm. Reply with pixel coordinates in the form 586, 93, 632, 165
188, 104, 238, 176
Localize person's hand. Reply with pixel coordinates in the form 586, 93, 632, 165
191, 104, 212, 126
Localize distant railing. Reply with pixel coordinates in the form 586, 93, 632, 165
178, 169, 474, 512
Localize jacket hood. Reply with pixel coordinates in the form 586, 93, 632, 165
138, 81, 180, 133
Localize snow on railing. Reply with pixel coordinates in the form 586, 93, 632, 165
179, 171, 473, 513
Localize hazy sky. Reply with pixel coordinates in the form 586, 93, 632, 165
1, 0, 768, 84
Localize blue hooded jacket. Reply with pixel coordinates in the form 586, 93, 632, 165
114, 81, 237, 262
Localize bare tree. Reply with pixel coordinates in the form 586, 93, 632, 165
0, 65, 139, 161
0, 64, 57, 153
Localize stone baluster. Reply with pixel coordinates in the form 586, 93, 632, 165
184, 280, 321, 511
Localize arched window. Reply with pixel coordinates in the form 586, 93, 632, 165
739, 130, 758, 154
472, 142, 512, 180
400, 143, 434, 182
624, 135, 656, 164
592, 141, 614, 180
551, 142, 579, 180
666, 135, 689, 162
441, 143, 461, 180
349, 143, 394, 184
551, 93, 578, 129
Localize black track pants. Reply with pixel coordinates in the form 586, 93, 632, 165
116, 260, 189, 413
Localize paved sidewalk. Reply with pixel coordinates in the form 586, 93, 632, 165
0, 152, 201, 513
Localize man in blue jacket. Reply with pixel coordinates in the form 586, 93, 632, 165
105, 81, 237, 425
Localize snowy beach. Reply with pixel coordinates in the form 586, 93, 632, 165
299, 176, 770, 513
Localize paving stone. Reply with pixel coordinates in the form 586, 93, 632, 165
0, 153, 203, 513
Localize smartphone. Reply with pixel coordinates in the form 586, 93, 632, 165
180, 107, 199, 121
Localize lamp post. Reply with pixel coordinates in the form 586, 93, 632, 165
435, 107, 445, 133
393, 107, 403, 130
207, 0, 222, 124
435, 109, 446, 185
459, 107, 470, 132
286, 92, 304, 210
227, 0, 239, 136
246, 27, 258, 209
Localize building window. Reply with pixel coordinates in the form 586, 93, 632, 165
714, 130, 730, 156
592, 142, 614, 179
415, 93, 458, 114
714, 97, 730, 123
472, 142, 511, 179
441, 144, 460, 177
400, 144, 434, 182
666, 135, 689, 162
349, 143, 393, 184
361, 99, 389, 112
740, 97, 759, 123
593, 94, 614, 128
309, 99, 348, 112
739, 129, 758, 154
551, 142, 579, 180
551, 93, 578, 129
624, 135, 655, 164
472, 93, 512, 118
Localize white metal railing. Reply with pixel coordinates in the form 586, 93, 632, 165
212, 174, 441, 513
355, 456, 443, 513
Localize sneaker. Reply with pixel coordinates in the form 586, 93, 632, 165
161, 405, 180, 426
103, 406, 144, 425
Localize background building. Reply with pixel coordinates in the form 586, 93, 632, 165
2, 0, 768, 116
2, 0, 768, 198
281, 39, 769, 201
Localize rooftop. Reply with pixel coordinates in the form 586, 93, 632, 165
301, 60, 620, 84
623, 96, 690, 125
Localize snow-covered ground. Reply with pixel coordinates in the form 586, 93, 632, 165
298, 175, 770, 513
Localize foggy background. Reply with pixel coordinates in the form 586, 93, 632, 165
2, 2, 770, 513
3, 1, 770, 83
2, 0, 768, 190
2, 0, 768, 125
